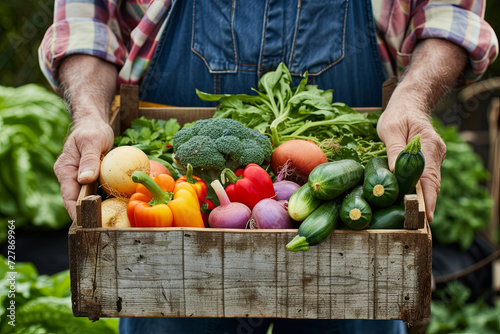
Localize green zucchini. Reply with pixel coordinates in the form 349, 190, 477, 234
286, 199, 342, 252
363, 157, 399, 208
340, 185, 372, 230
369, 205, 405, 229
394, 134, 425, 203
307, 160, 364, 200
288, 184, 323, 221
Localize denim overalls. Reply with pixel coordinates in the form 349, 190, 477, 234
139, 0, 386, 108
123, 0, 406, 333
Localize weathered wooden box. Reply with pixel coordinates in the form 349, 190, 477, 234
69, 85, 431, 324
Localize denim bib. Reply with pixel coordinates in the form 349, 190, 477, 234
140, 0, 386, 107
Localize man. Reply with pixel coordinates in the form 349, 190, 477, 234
39, 1, 497, 333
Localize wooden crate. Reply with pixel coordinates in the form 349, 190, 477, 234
69, 85, 431, 324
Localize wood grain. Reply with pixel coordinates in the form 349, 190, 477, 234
71, 227, 431, 322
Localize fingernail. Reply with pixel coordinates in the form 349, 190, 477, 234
78, 170, 94, 182
429, 211, 434, 222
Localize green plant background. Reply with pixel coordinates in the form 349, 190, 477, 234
0, 1, 499, 333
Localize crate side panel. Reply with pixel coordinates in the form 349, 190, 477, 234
316, 235, 333, 319
329, 233, 346, 319
340, 232, 372, 320
276, 233, 290, 318
114, 231, 186, 317
222, 232, 279, 318
282, 243, 305, 318
96, 230, 119, 317
70, 229, 103, 318
183, 231, 224, 317
382, 233, 407, 319
399, 231, 432, 323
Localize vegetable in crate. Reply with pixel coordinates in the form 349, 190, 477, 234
287, 184, 323, 221
99, 146, 151, 196
273, 179, 300, 202
114, 116, 181, 163
209, 180, 251, 229
172, 118, 273, 203
101, 198, 130, 228
286, 199, 342, 252
221, 163, 275, 210
369, 205, 405, 229
394, 134, 425, 203
363, 157, 399, 207
270, 139, 328, 183
340, 185, 372, 230
250, 199, 294, 229
174, 163, 208, 205
308, 160, 363, 200
128, 171, 204, 228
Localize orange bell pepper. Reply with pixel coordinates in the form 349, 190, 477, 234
127, 171, 205, 228
174, 163, 207, 205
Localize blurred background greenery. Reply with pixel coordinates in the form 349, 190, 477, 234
0, 1, 499, 333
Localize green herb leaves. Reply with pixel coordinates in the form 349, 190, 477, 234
114, 116, 181, 163
197, 62, 385, 164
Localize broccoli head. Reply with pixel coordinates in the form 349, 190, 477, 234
173, 118, 272, 169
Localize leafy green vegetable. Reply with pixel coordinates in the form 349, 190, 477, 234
197, 62, 385, 164
428, 281, 500, 334
431, 119, 492, 250
114, 116, 181, 163
0, 84, 71, 241
0, 255, 118, 333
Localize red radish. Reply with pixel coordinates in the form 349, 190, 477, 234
250, 199, 294, 229
271, 139, 327, 183
273, 180, 300, 201
209, 180, 251, 229
273, 164, 300, 201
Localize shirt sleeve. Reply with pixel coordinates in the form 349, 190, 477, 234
399, 1, 498, 83
38, 0, 128, 89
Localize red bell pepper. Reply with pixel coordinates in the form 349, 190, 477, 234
200, 198, 215, 227
222, 163, 275, 209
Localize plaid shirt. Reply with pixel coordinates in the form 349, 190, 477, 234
39, 0, 498, 90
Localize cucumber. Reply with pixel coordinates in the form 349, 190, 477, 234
363, 157, 399, 208
369, 205, 405, 229
394, 134, 425, 203
340, 185, 372, 230
307, 160, 364, 200
288, 184, 323, 221
286, 199, 342, 251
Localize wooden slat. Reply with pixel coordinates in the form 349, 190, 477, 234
119, 85, 139, 133
76, 183, 98, 227
80, 195, 102, 228
71, 228, 431, 322
404, 195, 420, 230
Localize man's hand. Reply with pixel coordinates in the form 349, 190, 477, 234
378, 39, 467, 222
377, 106, 445, 222
54, 120, 114, 220
56, 55, 118, 220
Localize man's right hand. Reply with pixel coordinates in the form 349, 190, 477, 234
54, 120, 114, 220
56, 55, 118, 220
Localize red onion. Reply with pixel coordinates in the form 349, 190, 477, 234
273, 180, 300, 201
251, 199, 294, 229
209, 180, 251, 229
